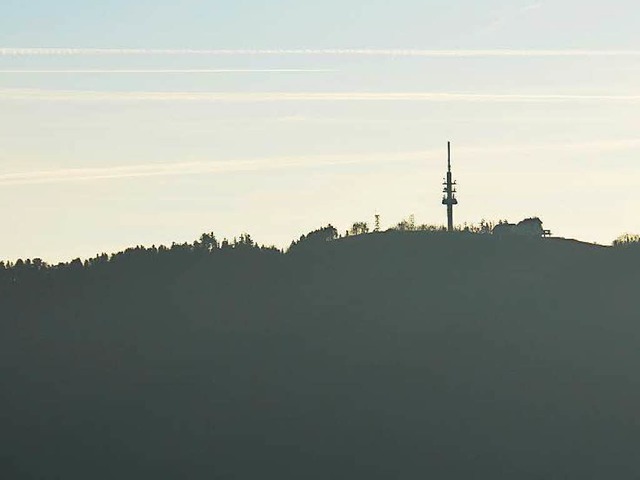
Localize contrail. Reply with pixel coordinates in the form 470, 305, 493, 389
1, 140, 638, 187
0, 68, 334, 74
3, 48, 640, 57
0, 152, 426, 186
3, 89, 640, 103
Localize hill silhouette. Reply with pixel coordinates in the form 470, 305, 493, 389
1, 229, 640, 479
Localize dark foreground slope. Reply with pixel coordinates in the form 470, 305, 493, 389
2, 232, 640, 479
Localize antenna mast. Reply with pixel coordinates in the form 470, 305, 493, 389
442, 141, 458, 232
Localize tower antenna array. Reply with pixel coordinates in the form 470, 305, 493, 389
442, 141, 458, 232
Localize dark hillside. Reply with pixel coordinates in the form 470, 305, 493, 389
1, 232, 640, 479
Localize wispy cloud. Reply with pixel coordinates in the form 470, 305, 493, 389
2, 48, 640, 57
521, 3, 543, 12
482, 2, 544, 33
2, 140, 638, 187
3, 89, 640, 103
0, 152, 422, 186
0, 68, 334, 74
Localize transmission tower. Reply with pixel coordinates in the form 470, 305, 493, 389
441, 141, 458, 232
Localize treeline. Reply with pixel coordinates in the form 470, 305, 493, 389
613, 233, 640, 246
0, 232, 278, 282
2, 218, 639, 281
2, 224, 640, 479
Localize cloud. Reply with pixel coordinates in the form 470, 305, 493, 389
521, 3, 543, 12
483, 2, 544, 33
2, 48, 640, 57
0, 152, 426, 186
2, 89, 640, 103
1, 140, 638, 187
0, 68, 334, 74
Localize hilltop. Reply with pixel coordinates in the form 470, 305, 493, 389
1, 230, 639, 479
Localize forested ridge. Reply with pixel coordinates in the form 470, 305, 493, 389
2, 228, 640, 479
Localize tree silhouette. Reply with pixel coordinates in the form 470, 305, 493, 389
613, 233, 640, 246
350, 221, 370, 235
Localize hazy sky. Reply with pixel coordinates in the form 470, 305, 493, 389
2, 0, 640, 262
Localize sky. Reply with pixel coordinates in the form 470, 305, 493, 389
1, 0, 640, 262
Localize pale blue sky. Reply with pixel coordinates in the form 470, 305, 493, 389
1, 1, 640, 261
